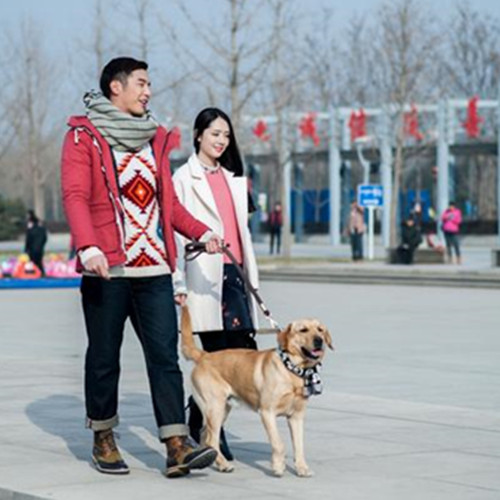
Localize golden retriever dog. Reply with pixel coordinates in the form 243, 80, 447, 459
180, 305, 333, 477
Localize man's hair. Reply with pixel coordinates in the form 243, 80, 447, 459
27, 209, 39, 226
99, 57, 148, 99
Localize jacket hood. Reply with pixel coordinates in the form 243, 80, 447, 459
67, 115, 95, 129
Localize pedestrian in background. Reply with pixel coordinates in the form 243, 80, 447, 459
441, 201, 462, 264
24, 210, 48, 275
397, 217, 422, 264
347, 201, 365, 262
269, 201, 283, 255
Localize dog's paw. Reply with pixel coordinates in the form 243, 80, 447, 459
296, 465, 314, 478
272, 464, 285, 477
216, 460, 234, 473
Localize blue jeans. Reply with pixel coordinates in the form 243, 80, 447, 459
81, 274, 187, 440
350, 231, 363, 260
444, 232, 461, 258
270, 228, 282, 254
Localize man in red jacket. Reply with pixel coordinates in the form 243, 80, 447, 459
61, 57, 221, 478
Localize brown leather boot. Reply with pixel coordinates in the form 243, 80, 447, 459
165, 436, 217, 478
92, 429, 129, 475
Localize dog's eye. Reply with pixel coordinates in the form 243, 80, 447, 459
299, 327, 308, 333
317, 326, 324, 332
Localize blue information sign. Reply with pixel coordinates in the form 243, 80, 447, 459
357, 184, 384, 208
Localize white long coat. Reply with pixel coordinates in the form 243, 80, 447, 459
172, 153, 259, 333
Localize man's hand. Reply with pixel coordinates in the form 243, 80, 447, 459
175, 293, 187, 306
84, 254, 110, 280
204, 233, 223, 254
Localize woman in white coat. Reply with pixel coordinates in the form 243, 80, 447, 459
172, 107, 259, 461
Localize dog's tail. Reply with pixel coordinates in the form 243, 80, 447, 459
180, 305, 203, 363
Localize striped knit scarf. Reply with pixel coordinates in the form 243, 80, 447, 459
84, 91, 158, 152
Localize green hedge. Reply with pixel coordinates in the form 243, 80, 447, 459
0, 196, 26, 241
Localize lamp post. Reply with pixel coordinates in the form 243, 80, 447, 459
328, 107, 342, 246
354, 136, 377, 260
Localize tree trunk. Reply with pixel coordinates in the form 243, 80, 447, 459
229, 0, 240, 133
277, 111, 292, 259
390, 113, 405, 247
32, 168, 45, 220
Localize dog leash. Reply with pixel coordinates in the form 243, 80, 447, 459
184, 241, 281, 332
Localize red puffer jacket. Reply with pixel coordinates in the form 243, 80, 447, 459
61, 116, 209, 271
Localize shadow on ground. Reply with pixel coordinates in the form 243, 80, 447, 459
25, 393, 166, 471
228, 439, 280, 476
25, 393, 280, 476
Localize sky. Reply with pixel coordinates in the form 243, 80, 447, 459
3, 0, 500, 120
3, 0, 500, 46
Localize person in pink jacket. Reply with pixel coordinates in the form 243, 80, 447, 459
61, 57, 221, 478
441, 201, 462, 264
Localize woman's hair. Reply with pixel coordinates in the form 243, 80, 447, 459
193, 107, 243, 176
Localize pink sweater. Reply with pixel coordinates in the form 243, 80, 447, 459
206, 169, 243, 264
441, 207, 462, 233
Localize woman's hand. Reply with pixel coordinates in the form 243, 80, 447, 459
175, 293, 187, 306
205, 233, 223, 254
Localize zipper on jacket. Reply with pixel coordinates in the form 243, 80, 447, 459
71, 126, 126, 254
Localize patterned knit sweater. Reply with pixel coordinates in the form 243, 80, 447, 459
112, 144, 170, 277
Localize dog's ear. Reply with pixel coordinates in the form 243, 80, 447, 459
323, 326, 334, 351
277, 323, 292, 350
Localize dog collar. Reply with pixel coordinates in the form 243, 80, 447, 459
277, 348, 323, 398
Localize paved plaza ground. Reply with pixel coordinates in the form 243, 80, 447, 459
0, 279, 499, 500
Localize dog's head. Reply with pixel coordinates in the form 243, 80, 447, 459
277, 319, 333, 367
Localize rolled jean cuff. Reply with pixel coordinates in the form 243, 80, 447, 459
159, 424, 189, 441
86, 414, 119, 431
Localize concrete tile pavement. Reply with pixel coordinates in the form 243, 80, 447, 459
1, 280, 499, 499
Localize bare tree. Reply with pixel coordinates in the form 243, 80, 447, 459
90, 0, 107, 79
156, 0, 304, 256
263, 0, 307, 257
75, 0, 112, 83
72, 0, 132, 88
298, 7, 341, 110
0, 34, 19, 167
133, 0, 153, 61
158, 0, 277, 134
443, 1, 500, 98
372, 0, 441, 247
0, 100, 17, 166
337, 16, 379, 107
442, 1, 500, 221
301, 12, 376, 239
4, 19, 64, 219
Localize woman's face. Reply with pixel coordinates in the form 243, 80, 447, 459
197, 117, 230, 164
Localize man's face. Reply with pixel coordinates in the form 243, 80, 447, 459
110, 69, 151, 117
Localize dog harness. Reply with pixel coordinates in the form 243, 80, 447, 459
277, 348, 323, 398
